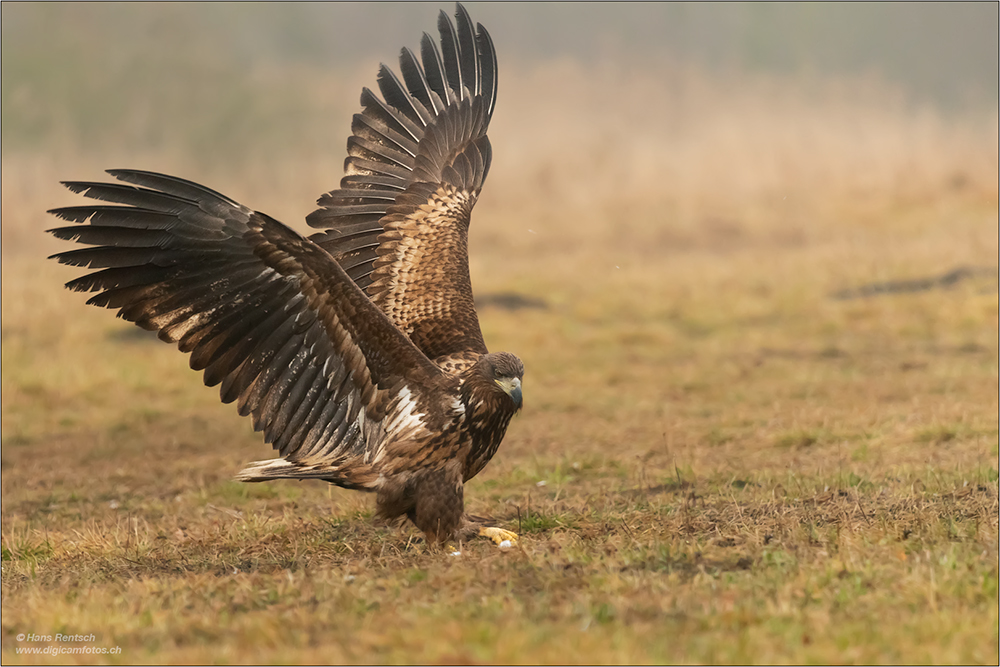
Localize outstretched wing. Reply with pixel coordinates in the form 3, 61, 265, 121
307, 3, 497, 361
48, 170, 448, 488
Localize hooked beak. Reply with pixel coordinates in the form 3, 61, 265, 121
495, 376, 522, 409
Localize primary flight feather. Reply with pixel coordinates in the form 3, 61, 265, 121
48, 3, 523, 548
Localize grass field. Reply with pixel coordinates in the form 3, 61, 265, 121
2, 47, 999, 664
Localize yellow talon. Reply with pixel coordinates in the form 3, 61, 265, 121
479, 526, 518, 550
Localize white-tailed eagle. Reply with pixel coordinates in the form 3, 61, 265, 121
48, 3, 523, 548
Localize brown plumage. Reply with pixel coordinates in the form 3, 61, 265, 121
47, 3, 523, 547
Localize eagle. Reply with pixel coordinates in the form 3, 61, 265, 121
47, 3, 524, 549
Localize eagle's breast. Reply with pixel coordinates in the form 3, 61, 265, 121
459, 373, 518, 481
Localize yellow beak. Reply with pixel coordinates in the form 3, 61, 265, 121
495, 376, 522, 408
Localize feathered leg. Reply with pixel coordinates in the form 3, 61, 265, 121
376, 463, 518, 549
409, 463, 465, 545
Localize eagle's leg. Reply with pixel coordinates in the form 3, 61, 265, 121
409, 464, 465, 546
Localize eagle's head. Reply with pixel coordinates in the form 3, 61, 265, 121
480, 351, 524, 411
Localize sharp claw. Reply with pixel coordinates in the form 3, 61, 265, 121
478, 526, 518, 550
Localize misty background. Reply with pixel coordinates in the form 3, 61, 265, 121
2, 2, 997, 160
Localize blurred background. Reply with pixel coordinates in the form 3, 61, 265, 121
2, 2, 997, 253
3, 2, 998, 149
2, 2, 997, 257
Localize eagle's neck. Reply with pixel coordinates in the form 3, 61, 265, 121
459, 369, 517, 481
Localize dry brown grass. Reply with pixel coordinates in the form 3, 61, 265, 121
2, 56, 998, 664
